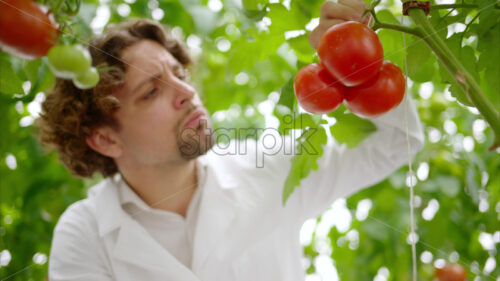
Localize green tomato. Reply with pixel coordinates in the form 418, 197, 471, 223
73, 67, 99, 89
47, 44, 92, 79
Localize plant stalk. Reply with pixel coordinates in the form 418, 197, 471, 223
432, 3, 500, 9
407, 8, 500, 147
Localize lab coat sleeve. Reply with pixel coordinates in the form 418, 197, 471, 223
49, 201, 113, 281
287, 94, 424, 222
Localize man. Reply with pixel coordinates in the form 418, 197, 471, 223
38, 1, 424, 280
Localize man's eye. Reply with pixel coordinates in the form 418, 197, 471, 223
175, 70, 188, 80
143, 88, 157, 100
176, 73, 187, 80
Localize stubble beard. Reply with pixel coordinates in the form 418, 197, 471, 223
177, 119, 215, 160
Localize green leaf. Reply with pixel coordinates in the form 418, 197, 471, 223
21, 58, 56, 96
287, 33, 315, 63
438, 33, 478, 107
330, 113, 377, 149
438, 63, 474, 107
282, 125, 327, 205
159, 2, 195, 34
327, 104, 347, 118
428, 9, 449, 41
268, 3, 308, 34
406, 35, 435, 83
228, 41, 261, 74
294, 114, 319, 129
228, 31, 284, 74
376, 9, 399, 24
35, 58, 56, 94
460, 46, 480, 81
476, 0, 499, 35
292, 0, 323, 19
243, 8, 268, 21
477, 25, 500, 109
0, 54, 24, 95
277, 78, 295, 110
279, 113, 318, 135
446, 34, 479, 80
375, 10, 404, 68
241, 0, 269, 20
23, 59, 41, 85
275, 79, 298, 135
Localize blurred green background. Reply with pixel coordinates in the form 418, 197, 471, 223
0, 0, 499, 280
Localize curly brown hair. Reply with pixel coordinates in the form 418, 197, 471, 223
36, 18, 192, 178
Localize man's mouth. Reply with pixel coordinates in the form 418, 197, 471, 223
183, 109, 207, 129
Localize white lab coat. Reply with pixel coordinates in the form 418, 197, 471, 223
48, 97, 424, 281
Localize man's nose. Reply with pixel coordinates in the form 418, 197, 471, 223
173, 82, 196, 110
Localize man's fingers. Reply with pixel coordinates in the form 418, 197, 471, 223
308, 19, 345, 49
338, 0, 367, 14
320, 1, 362, 21
311, 0, 373, 49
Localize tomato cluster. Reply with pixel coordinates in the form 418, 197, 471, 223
0, 0, 59, 59
47, 45, 99, 89
294, 21, 406, 118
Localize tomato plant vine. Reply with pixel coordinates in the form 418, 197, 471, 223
368, 1, 500, 149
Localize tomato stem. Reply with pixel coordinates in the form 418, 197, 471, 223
369, 9, 423, 37
371, 21, 423, 37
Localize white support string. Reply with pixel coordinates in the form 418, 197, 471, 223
401, 15, 418, 281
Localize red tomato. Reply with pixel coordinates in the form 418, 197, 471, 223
0, 0, 59, 59
344, 61, 405, 118
435, 263, 467, 281
318, 21, 384, 87
294, 63, 345, 114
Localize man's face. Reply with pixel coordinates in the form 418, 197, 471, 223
111, 39, 214, 166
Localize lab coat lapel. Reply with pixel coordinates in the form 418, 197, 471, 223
191, 153, 293, 276
191, 157, 240, 274
112, 217, 200, 280
91, 176, 200, 280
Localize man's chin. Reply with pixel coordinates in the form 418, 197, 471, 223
177, 122, 215, 159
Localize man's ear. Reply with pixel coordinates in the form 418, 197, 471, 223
86, 127, 123, 158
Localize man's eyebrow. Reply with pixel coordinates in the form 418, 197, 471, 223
132, 73, 162, 93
